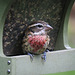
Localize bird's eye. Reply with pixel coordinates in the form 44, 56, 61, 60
37, 25, 43, 28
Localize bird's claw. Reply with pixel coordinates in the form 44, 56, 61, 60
46, 49, 50, 52
41, 49, 50, 61
28, 53, 34, 61
41, 52, 46, 61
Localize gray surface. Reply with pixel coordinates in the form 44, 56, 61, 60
10, 49, 75, 75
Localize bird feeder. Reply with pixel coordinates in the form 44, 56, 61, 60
0, 0, 75, 75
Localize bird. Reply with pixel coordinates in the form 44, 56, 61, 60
22, 21, 53, 61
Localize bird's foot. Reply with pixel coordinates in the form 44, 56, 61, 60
28, 53, 34, 61
46, 49, 50, 52
41, 49, 50, 61
41, 51, 46, 62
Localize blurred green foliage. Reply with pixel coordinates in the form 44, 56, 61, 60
43, 70, 75, 75
68, 21, 75, 48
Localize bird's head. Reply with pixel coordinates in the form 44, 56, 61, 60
27, 21, 53, 35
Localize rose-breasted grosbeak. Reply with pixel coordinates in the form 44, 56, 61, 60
22, 21, 53, 61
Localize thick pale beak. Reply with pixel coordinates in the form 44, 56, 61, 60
45, 24, 53, 31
